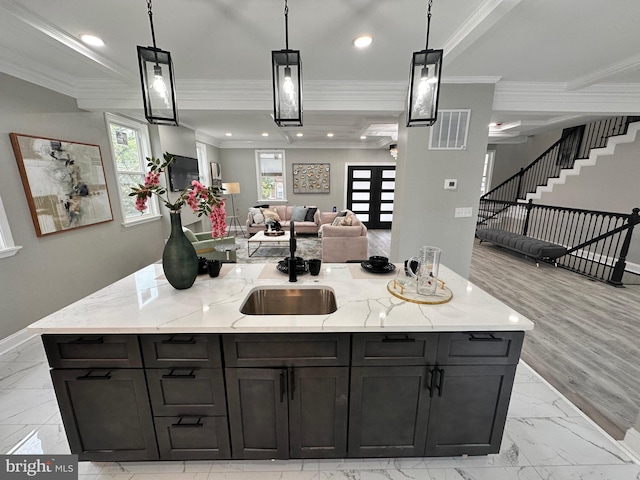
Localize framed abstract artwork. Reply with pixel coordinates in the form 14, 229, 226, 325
292, 163, 330, 194
10, 133, 114, 237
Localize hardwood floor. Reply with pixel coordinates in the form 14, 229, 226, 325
367, 230, 640, 440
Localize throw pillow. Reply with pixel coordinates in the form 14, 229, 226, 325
261, 207, 281, 222
339, 214, 354, 226
291, 206, 308, 222
337, 210, 348, 217
304, 207, 318, 222
182, 227, 198, 243
249, 207, 264, 224
331, 216, 343, 226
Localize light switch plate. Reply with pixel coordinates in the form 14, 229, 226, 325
455, 207, 473, 218
444, 179, 457, 190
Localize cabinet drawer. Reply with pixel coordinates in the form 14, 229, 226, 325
223, 334, 350, 367
436, 332, 524, 365
43, 334, 142, 368
146, 368, 227, 416
352, 333, 438, 366
155, 416, 231, 460
140, 334, 222, 368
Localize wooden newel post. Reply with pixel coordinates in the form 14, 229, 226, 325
609, 207, 640, 287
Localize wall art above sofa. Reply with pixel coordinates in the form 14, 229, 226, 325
292, 163, 330, 194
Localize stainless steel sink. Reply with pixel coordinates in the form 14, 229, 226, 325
240, 286, 337, 315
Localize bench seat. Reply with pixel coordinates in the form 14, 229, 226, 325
476, 228, 567, 261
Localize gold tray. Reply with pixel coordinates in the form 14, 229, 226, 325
387, 280, 453, 305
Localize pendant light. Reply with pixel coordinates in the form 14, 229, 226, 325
406, 0, 443, 127
272, 0, 303, 127
137, 0, 178, 126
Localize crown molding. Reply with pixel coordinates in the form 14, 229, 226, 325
494, 81, 640, 113
0, 0, 136, 84
566, 53, 640, 91
0, 51, 78, 97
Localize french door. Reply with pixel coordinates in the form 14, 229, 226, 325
346, 165, 396, 229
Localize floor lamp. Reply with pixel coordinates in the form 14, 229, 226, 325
221, 182, 245, 237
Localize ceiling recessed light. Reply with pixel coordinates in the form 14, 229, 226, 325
327, 133, 334, 137
225, 132, 232, 137
261, 132, 269, 137
80, 34, 104, 47
353, 35, 373, 48
360, 135, 367, 140
296, 132, 303, 137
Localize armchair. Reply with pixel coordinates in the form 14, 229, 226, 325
183, 228, 237, 262
319, 210, 368, 263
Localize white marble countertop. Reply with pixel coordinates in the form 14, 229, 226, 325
27, 263, 534, 334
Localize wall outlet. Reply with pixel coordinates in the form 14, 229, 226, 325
455, 207, 473, 218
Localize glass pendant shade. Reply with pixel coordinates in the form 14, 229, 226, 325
137, 45, 179, 126
406, 49, 443, 127
272, 49, 303, 127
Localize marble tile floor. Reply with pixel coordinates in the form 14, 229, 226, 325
1, 336, 639, 480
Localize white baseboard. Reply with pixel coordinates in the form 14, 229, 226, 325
623, 427, 640, 462
0, 328, 38, 357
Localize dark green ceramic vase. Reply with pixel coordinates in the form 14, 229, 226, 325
162, 210, 198, 289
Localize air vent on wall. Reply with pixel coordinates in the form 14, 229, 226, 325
429, 109, 471, 150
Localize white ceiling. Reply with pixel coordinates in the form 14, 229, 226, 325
1, 0, 639, 149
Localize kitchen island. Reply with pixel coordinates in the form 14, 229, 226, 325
28, 262, 534, 462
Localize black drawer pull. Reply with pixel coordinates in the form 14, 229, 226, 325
280, 371, 286, 403
427, 368, 436, 397
171, 417, 203, 428
161, 336, 196, 345
77, 371, 111, 380
436, 368, 445, 397
290, 368, 295, 400
162, 369, 196, 379
69, 336, 104, 345
382, 335, 416, 343
468, 333, 503, 342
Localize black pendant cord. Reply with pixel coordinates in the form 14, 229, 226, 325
284, 0, 290, 51
147, 0, 161, 67
424, 0, 433, 51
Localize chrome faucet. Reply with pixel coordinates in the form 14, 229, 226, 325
289, 221, 297, 282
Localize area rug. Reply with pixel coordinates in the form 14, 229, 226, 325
233, 235, 322, 264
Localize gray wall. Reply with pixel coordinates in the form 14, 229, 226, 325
488, 129, 562, 188
219, 148, 393, 221
391, 84, 495, 278
0, 73, 165, 341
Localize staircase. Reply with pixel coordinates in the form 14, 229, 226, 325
480, 116, 640, 207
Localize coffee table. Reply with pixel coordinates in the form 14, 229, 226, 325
248, 230, 291, 257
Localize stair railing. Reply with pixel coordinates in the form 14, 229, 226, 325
477, 200, 640, 286
482, 116, 640, 204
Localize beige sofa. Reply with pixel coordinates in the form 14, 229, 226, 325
246, 205, 322, 236
320, 210, 368, 263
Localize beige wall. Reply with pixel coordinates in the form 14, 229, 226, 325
0, 73, 165, 340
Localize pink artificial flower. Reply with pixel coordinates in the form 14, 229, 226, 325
135, 196, 148, 212
209, 201, 227, 238
144, 172, 160, 187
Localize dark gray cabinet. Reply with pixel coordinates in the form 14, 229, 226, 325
50, 368, 158, 461
44, 330, 523, 461
226, 366, 349, 459
425, 364, 517, 456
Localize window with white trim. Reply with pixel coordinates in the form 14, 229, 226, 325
196, 142, 211, 186
255, 150, 287, 202
106, 114, 159, 225
0, 194, 22, 259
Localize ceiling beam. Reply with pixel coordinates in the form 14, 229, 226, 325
566, 53, 640, 91
442, 0, 523, 64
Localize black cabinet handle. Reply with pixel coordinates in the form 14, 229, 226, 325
77, 371, 111, 380
290, 368, 295, 400
468, 333, 503, 342
280, 371, 286, 403
69, 336, 104, 344
427, 368, 436, 397
382, 335, 416, 343
436, 368, 445, 397
171, 417, 203, 428
162, 368, 196, 379
161, 336, 196, 344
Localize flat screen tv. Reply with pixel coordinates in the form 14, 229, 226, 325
167, 154, 199, 191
